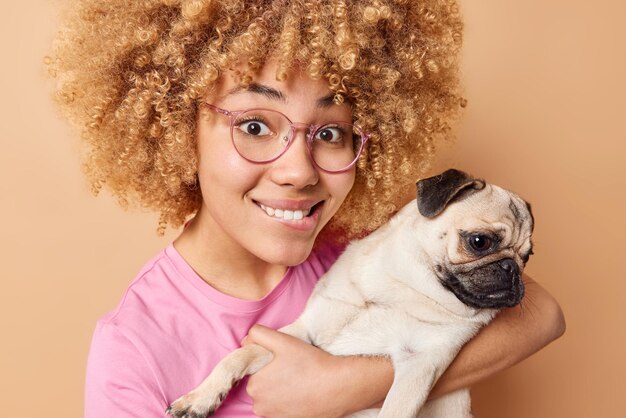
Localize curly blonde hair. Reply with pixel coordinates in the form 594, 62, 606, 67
48, 0, 464, 238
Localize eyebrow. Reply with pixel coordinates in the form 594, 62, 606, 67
243, 83, 286, 102
318, 92, 341, 108
227, 83, 341, 108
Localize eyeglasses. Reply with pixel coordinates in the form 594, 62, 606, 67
200, 103, 369, 173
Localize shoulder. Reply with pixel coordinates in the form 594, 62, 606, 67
91, 246, 203, 381
84, 246, 207, 413
99, 248, 176, 328
87, 246, 182, 371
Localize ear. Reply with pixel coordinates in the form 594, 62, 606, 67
416, 169, 486, 218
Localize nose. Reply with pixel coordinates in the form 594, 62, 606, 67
269, 129, 319, 188
498, 259, 519, 276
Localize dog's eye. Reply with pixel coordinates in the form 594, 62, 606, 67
468, 235, 493, 252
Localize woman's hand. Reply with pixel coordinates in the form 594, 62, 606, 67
244, 325, 393, 418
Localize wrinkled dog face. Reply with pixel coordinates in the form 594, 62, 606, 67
417, 170, 534, 309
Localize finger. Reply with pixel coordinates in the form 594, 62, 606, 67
246, 324, 299, 352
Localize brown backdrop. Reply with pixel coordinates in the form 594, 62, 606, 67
1, 0, 624, 416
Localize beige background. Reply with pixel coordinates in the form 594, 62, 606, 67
1, 0, 624, 416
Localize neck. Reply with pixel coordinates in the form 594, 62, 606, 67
173, 211, 287, 301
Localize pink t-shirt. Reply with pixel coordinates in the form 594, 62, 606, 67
84, 243, 341, 417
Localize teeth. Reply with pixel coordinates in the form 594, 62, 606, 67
260, 204, 311, 221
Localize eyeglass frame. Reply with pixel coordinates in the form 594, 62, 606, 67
199, 102, 370, 174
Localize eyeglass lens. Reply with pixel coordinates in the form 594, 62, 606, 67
231, 109, 363, 172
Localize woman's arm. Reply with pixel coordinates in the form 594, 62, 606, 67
246, 274, 565, 418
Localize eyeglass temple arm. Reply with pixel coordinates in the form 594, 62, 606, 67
201, 102, 232, 117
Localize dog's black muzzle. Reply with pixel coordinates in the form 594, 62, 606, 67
442, 258, 525, 309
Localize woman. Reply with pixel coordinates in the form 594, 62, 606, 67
48, 0, 565, 416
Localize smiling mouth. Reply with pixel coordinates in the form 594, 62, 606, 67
257, 202, 323, 221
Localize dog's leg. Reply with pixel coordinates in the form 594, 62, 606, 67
377, 355, 443, 418
166, 343, 272, 418
418, 389, 473, 418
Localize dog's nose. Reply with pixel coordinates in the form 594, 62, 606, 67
498, 259, 519, 275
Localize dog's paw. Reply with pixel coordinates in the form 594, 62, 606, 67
165, 389, 226, 418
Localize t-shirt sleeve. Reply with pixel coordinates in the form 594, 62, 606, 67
85, 321, 167, 417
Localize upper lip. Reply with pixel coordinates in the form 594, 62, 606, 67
252, 199, 324, 211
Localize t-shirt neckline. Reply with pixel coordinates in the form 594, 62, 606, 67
164, 244, 295, 314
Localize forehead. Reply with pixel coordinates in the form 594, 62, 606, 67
209, 60, 342, 109
449, 186, 534, 234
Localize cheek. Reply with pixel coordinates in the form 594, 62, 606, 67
325, 169, 355, 204
196, 116, 236, 174
196, 135, 261, 195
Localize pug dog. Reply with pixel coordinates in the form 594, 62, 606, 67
166, 169, 534, 418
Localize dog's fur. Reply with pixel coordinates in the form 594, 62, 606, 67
167, 169, 534, 418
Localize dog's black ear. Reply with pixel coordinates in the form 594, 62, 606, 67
416, 169, 486, 218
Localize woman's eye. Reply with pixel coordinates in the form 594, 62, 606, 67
315, 126, 344, 143
468, 235, 493, 252
236, 121, 272, 136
